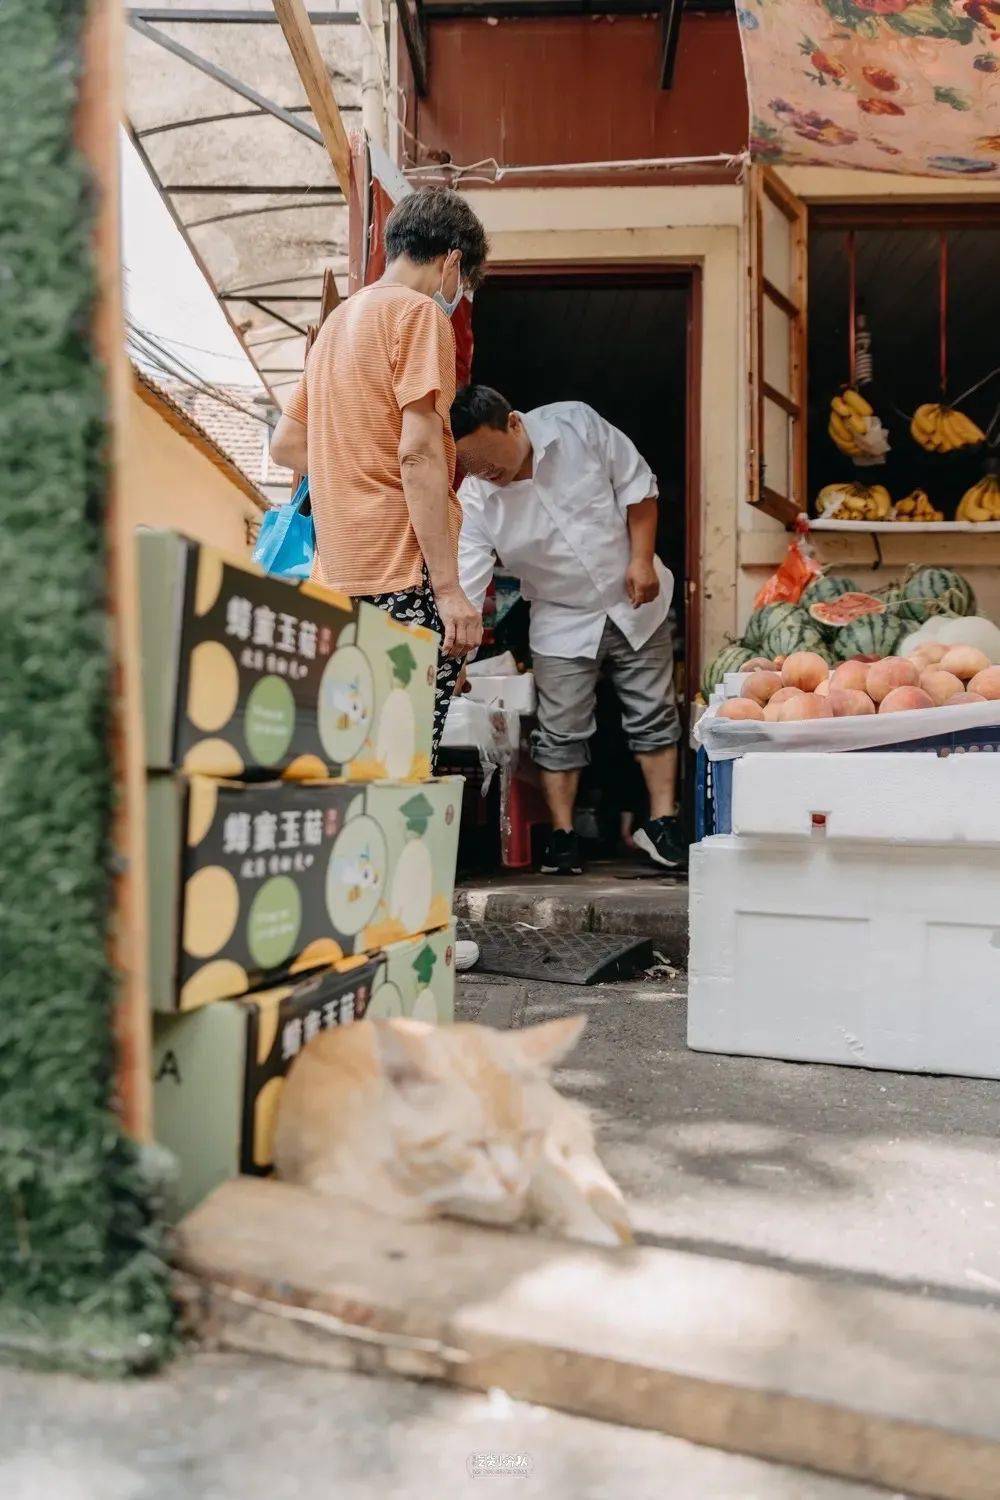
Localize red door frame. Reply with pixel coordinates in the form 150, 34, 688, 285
474, 260, 704, 711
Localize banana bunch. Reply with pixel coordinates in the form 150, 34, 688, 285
910, 404, 984, 453
817, 481, 892, 521
829, 389, 889, 464
893, 490, 944, 523
957, 474, 1000, 523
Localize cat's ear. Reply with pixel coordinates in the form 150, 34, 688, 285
372, 1019, 440, 1100
511, 1015, 586, 1073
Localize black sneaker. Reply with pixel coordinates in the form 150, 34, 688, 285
539, 829, 584, 876
633, 815, 686, 870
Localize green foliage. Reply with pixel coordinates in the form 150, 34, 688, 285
0, 0, 172, 1368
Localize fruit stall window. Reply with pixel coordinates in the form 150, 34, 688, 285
807, 205, 1000, 524
748, 166, 808, 524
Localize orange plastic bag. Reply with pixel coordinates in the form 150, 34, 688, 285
752, 539, 821, 609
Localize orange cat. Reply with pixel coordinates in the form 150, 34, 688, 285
273, 1015, 631, 1248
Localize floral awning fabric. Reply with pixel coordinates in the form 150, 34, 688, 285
739, 0, 1000, 177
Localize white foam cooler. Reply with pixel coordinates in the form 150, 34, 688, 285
732, 751, 1000, 846
688, 833, 1000, 1079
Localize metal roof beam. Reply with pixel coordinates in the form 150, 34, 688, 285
128, 8, 359, 21
128, 15, 326, 146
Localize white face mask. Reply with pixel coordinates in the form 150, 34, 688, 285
433, 258, 464, 318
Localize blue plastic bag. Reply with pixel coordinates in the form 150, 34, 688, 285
252, 477, 315, 580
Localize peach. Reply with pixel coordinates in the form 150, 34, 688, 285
718, 697, 765, 721
742, 670, 784, 705
830, 660, 870, 693
769, 686, 807, 706
742, 656, 777, 673
909, 643, 949, 671
866, 656, 918, 703
919, 669, 964, 707
968, 666, 1000, 701
878, 686, 935, 714
940, 646, 991, 682
814, 677, 831, 698
943, 691, 986, 705
780, 651, 830, 692
829, 688, 876, 717
776, 694, 833, 721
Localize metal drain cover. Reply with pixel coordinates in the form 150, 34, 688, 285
458, 922, 654, 986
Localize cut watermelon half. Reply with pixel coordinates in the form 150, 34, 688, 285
808, 593, 885, 629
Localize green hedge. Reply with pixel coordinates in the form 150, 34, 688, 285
0, 0, 172, 1372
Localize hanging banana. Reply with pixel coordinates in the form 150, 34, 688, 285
910, 403, 985, 454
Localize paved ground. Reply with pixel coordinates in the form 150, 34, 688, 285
0, 1353, 898, 1500
3, 950, 995, 1498
457, 972, 1000, 1305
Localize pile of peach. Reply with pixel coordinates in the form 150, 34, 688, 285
718, 645, 1000, 723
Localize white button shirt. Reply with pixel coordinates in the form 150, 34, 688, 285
458, 401, 672, 660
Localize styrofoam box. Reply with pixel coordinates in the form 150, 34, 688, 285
733, 751, 1000, 845
466, 672, 536, 714
688, 834, 1000, 1078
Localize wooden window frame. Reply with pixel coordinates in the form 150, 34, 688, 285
748, 165, 807, 526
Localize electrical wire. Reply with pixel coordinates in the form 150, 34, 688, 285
126, 318, 276, 427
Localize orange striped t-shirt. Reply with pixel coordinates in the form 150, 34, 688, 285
283, 283, 460, 596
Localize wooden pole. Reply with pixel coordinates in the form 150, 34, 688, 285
77, 0, 154, 1140
271, 0, 353, 197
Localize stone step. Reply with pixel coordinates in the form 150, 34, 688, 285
177, 1178, 1000, 1500
455, 867, 688, 960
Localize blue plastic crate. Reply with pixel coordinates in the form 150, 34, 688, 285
695, 729, 1000, 840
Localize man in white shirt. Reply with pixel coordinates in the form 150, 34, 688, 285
452, 385, 683, 874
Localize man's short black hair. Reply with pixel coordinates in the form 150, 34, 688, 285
451, 385, 511, 442
383, 188, 489, 289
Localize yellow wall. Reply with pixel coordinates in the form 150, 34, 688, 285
122, 384, 261, 556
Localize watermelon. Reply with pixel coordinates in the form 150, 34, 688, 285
701, 643, 754, 700
762, 609, 826, 660
808, 592, 886, 630
896, 568, 976, 623
743, 601, 800, 651
800, 575, 859, 606
832, 610, 904, 661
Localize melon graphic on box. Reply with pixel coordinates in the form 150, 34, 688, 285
153, 956, 378, 1217
146, 775, 463, 1010
138, 530, 437, 780
367, 922, 456, 1023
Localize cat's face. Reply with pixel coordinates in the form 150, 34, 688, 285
374, 1017, 586, 1228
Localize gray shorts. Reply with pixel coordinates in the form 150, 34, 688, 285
531, 616, 681, 772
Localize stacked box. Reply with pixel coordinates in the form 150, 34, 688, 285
152, 923, 457, 1217
140, 530, 467, 1212
139, 529, 438, 781
147, 773, 461, 1011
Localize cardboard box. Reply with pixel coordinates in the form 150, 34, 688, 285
152, 922, 456, 1217
139, 529, 437, 780
367, 922, 457, 1022
147, 774, 462, 1010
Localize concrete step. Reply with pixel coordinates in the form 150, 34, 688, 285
455, 863, 688, 961
178, 1178, 1000, 1500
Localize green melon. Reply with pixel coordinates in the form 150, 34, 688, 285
832, 610, 904, 661
701, 643, 754, 700
896, 568, 976, 623
800, 575, 859, 607
743, 601, 800, 652
763, 610, 826, 660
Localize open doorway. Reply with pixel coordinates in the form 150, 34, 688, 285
462, 265, 699, 864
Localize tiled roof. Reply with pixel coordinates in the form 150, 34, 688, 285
147, 377, 295, 491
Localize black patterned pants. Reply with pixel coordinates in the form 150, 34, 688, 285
356, 580, 462, 771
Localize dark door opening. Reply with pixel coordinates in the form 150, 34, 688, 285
463, 266, 696, 857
